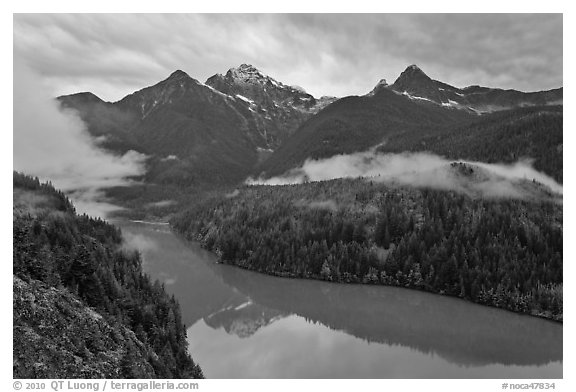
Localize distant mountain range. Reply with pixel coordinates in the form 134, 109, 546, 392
58, 64, 562, 188
385, 64, 562, 114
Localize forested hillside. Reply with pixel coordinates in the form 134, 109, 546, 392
380, 106, 563, 183
13, 172, 203, 378
257, 87, 471, 178
172, 179, 562, 321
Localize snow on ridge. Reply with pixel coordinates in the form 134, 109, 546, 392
291, 85, 307, 94
235, 94, 255, 104
234, 301, 253, 311
402, 91, 435, 103
197, 81, 236, 100
441, 99, 461, 108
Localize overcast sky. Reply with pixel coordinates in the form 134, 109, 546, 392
13, 14, 563, 101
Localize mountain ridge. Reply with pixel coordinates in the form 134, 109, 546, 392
205, 64, 337, 147
56, 64, 563, 190
382, 64, 562, 114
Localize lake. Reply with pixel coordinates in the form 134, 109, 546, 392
116, 220, 562, 379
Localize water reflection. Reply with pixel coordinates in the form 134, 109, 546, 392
117, 221, 562, 378
204, 302, 287, 338
214, 265, 562, 368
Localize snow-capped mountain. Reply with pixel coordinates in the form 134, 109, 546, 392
58, 69, 273, 187
57, 63, 562, 188
384, 65, 562, 114
206, 64, 337, 148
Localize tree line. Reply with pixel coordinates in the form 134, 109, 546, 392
173, 178, 562, 321
381, 106, 563, 183
13, 172, 203, 378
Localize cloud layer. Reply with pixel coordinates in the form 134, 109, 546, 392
247, 150, 563, 200
13, 59, 148, 217
14, 14, 562, 101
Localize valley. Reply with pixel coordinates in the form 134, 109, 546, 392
119, 220, 562, 378
55, 63, 564, 321
14, 58, 563, 379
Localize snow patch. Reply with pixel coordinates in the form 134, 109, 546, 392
402, 91, 435, 103
203, 83, 235, 99
235, 94, 254, 104
441, 99, 461, 108
291, 85, 307, 93
234, 301, 253, 311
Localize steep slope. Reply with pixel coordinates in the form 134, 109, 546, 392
14, 276, 157, 378
379, 106, 563, 183
258, 65, 562, 180
206, 64, 337, 148
58, 67, 334, 188
57, 64, 562, 189
258, 86, 472, 178
58, 70, 265, 187
57, 92, 141, 153
388, 65, 563, 113
13, 172, 203, 378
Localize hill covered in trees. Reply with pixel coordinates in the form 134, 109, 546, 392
172, 178, 562, 321
13, 172, 203, 378
256, 86, 471, 179
379, 106, 563, 183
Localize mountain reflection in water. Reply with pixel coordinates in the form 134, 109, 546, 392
117, 221, 562, 378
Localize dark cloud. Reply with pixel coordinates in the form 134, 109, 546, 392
14, 14, 562, 100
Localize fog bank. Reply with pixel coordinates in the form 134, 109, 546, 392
247, 150, 562, 200
13, 59, 147, 218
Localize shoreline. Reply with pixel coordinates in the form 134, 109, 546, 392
179, 229, 562, 324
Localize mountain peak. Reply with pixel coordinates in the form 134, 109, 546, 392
238, 63, 258, 71
58, 91, 104, 104
390, 64, 434, 92
167, 69, 190, 80
227, 64, 266, 80
367, 79, 389, 96
398, 64, 429, 79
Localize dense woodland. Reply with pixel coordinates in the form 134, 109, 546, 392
172, 178, 562, 321
13, 172, 203, 378
380, 106, 563, 183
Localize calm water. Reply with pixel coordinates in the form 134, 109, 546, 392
116, 221, 562, 379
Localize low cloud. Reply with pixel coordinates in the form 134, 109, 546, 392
247, 150, 563, 201
145, 200, 176, 208
120, 231, 158, 260
225, 189, 241, 198
13, 58, 147, 218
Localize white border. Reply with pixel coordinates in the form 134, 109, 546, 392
3, 3, 572, 391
